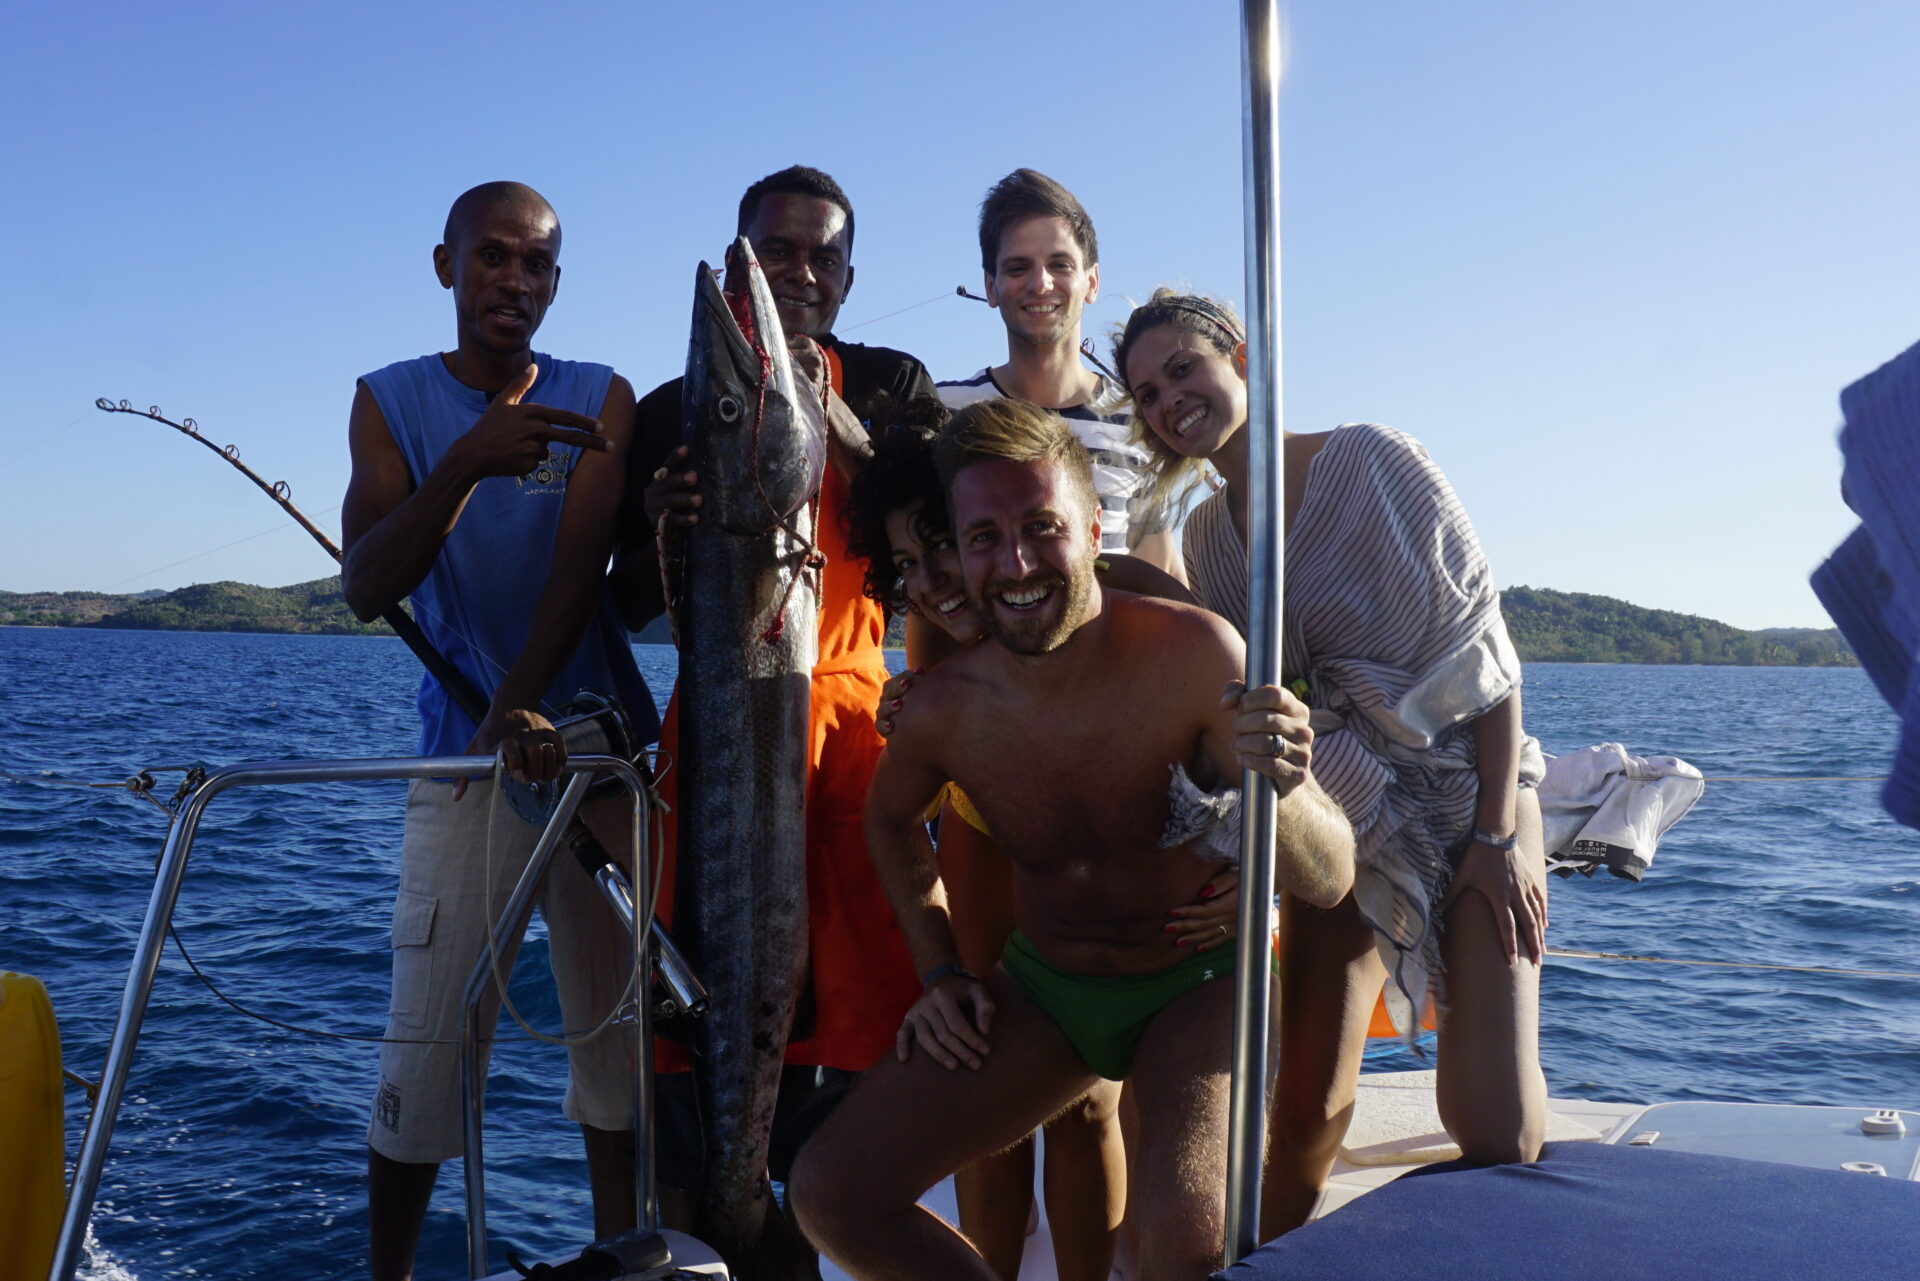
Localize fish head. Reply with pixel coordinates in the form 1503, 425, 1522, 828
684, 237, 827, 534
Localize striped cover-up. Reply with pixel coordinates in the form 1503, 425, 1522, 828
1183, 423, 1544, 1033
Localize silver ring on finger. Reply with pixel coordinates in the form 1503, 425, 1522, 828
1266, 732, 1285, 757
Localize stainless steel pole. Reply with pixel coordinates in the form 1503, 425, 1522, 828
462, 772, 595, 1278
47, 753, 647, 1281
627, 791, 660, 1239
1224, 0, 1286, 1265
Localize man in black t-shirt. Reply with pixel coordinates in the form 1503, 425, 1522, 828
612, 165, 935, 1241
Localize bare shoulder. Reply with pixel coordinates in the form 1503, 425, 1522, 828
885, 648, 988, 755
342, 381, 410, 551
345, 381, 407, 490
1104, 590, 1244, 668
348, 379, 395, 453
600, 372, 637, 416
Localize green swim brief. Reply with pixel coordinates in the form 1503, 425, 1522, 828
1000, 929, 1272, 1081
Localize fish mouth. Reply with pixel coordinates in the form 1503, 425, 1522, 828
693, 239, 796, 400
695, 266, 761, 389
686, 238, 826, 529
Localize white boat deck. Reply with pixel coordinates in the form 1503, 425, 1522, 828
812, 1071, 1642, 1281
490, 1073, 1920, 1280
490, 1071, 1642, 1280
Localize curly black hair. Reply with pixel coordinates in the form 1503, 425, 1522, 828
844, 394, 953, 614
738, 165, 855, 251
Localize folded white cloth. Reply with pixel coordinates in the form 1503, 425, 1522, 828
1537, 744, 1704, 880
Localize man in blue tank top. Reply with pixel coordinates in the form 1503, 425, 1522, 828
340, 181, 656, 1280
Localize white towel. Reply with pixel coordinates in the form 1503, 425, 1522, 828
1537, 744, 1704, 880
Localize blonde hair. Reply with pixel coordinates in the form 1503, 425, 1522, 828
1112, 287, 1245, 539
934, 398, 1099, 523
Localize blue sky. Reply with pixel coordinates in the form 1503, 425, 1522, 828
8, 0, 1918, 628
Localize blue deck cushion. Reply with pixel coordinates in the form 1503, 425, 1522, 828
1214, 1141, 1920, 1281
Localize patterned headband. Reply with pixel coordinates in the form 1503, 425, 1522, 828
1158, 295, 1245, 343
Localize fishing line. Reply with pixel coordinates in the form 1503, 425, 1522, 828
1546, 946, 1920, 982
1700, 775, 1888, 783
106, 507, 344, 591
877, 284, 1124, 384
838, 288, 966, 334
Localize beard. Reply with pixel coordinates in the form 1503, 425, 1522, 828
975, 561, 1095, 656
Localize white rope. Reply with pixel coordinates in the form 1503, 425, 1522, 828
481, 753, 641, 1047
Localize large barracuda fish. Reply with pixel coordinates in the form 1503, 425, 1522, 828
676, 237, 825, 1275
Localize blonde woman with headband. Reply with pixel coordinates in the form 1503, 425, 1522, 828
1114, 288, 1550, 1235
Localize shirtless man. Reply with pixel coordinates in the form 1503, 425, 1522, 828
788, 399, 1354, 1279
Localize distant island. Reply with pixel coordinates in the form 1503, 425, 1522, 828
1500, 586, 1855, 667
0, 577, 1858, 667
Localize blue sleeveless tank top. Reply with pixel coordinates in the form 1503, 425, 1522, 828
360, 352, 659, 756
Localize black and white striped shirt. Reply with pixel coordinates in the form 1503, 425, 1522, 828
937, 368, 1147, 554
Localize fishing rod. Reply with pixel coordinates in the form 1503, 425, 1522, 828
94, 399, 484, 713
93, 397, 709, 1019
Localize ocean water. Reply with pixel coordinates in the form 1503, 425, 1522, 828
3, 629, 1917, 1279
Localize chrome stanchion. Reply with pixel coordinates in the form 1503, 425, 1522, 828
46, 753, 650, 1281
1225, 0, 1287, 1265
461, 771, 594, 1278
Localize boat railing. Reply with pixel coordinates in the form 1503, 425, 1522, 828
48, 752, 662, 1281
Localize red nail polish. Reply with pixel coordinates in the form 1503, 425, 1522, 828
1201, 884, 1217, 898
1176, 937, 1189, 947
1163, 922, 1177, 932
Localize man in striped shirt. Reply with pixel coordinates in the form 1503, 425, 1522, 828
936, 169, 1183, 582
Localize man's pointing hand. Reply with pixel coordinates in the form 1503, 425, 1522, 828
450, 363, 609, 480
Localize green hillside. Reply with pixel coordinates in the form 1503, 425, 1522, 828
0, 577, 389, 636
1500, 586, 1856, 666
1, 577, 1860, 666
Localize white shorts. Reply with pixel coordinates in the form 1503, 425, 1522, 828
367, 777, 637, 1163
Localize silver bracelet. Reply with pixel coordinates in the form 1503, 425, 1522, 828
1471, 827, 1518, 851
